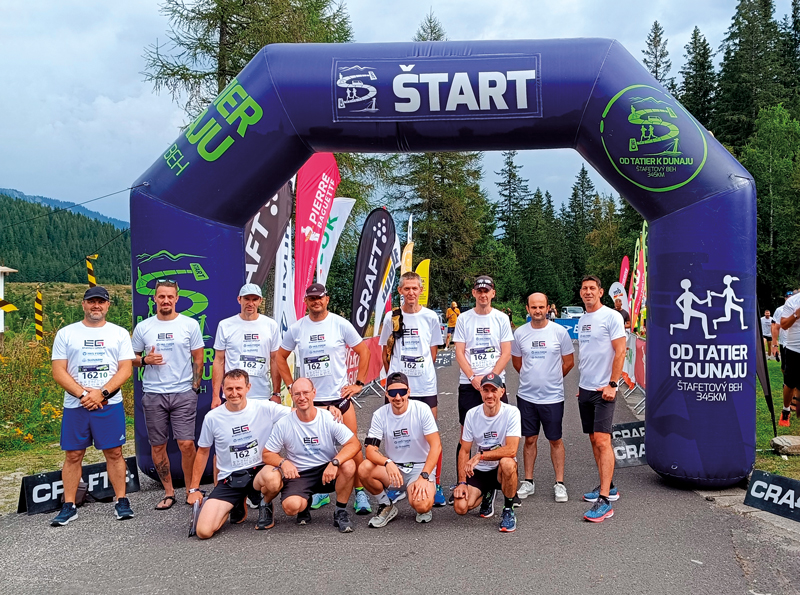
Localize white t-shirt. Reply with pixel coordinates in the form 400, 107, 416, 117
462, 402, 521, 472
774, 305, 788, 346
51, 321, 135, 409
760, 316, 773, 337
379, 307, 443, 397
367, 400, 438, 464
511, 321, 575, 404
782, 295, 800, 352
453, 308, 514, 384
131, 314, 204, 393
577, 305, 626, 390
264, 408, 354, 471
281, 313, 363, 402
198, 399, 291, 481
214, 314, 280, 398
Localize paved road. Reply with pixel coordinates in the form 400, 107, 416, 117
2, 351, 799, 594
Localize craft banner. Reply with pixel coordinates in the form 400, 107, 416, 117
244, 181, 293, 286
608, 282, 629, 314
416, 259, 431, 307
622, 332, 636, 388
373, 234, 401, 337
350, 208, 396, 336
295, 153, 340, 317
619, 255, 630, 286
316, 197, 356, 286
634, 337, 646, 390
273, 223, 297, 339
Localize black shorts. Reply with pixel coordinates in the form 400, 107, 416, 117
383, 394, 438, 408
781, 345, 786, 372
517, 399, 564, 441
466, 468, 502, 494
783, 348, 800, 390
578, 388, 616, 434
281, 463, 336, 500
208, 466, 264, 506
314, 398, 351, 415
458, 383, 508, 425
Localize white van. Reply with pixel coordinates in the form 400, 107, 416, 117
561, 306, 584, 319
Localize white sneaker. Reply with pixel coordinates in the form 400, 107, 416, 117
518, 480, 535, 499
415, 510, 432, 523
554, 482, 568, 502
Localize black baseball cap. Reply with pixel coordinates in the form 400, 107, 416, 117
474, 276, 495, 290
83, 286, 110, 301
305, 283, 327, 298
480, 373, 504, 389
386, 372, 409, 387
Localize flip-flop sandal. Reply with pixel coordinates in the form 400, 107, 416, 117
155, 495, 176, 510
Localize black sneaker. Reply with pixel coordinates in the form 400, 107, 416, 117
479, 489, 496, 518
255, 498, 274, 530
230, 498, 247, 524
114, 497, 134, 520
333, 507, 354, 533
512, 494, 522, 509
297, 497, 312, 525
51, 503, 78, 526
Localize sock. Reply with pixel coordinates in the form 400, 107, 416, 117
504, 496, 514, 509
377, 490, 390, 505
555, 481, 564, 486
436, 450, 443, 485
525, 478, 534, 483
355, 486, 364, 492
610, 481, 615, 489
336, 501, 347, 509
784, 406, 791, 412
599, 495, 610, 505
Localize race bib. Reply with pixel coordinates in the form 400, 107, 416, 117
239, 355, 267, 377
470, 347, 497, 370
304, 355, 332, 378
400, 355, 425, 377
229, 440, 260, 469
78, 364, 111, 388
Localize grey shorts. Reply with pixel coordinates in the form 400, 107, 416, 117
142, 390, 198, 445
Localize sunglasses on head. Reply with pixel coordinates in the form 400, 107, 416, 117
387, 388, 408, 397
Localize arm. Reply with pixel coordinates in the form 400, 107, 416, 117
492, 341, 512, 376
601, 337, 627, 401
322, 435, 362, 484
211, 350, 225, 408
276, 347, 295, 388
341, 341, 370, 398
781, 310, 800, 330
52, 360, 85, 399
455, 342, 479, 389
186, 446, 212, 504
381, 344, 391, 373
453, 438, 474, 499
133, 346, 163, 367
81, 360, 133, 410
191, 348, 204, 391
366, 443, 404, 488
430, 345, 438, 361
772, 321, 781, 355
511, 355, 523, 374
270, 350, 282, 403
561, 353, 575, 377
408, 432, 442, 502
471, 436, 520, 464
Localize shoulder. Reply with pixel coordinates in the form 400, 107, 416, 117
133, 317, 156, 333
179, 313, 201, 329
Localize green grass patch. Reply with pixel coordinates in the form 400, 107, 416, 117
755, 359, 800, 479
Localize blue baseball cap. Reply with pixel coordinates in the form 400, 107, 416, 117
83, 286, 110, 301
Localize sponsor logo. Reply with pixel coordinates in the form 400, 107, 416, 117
83, 339, 104, 347
232, 425, 250, 435
354, 216, 390, 328
402, 328, 420, 336
157, 333, 174, 340
581, 325, 592, 333
303, 437, 320, 445
310, 334, 325, 342
476, 328, 491, 335
531, 340, 547, 348
244, 333, 259, 341
393, 429, 410, 437
483, 431, 498, 439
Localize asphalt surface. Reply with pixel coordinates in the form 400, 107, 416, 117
2, 348, 799, 595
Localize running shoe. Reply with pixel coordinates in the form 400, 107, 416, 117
584, 498, 614, 523
479, 489, 496, 518
51, 503, 77, 526
354, 489, 372, 515
387, 488, 407, 503
512, 494, 522, 508
246, 496, 260, 509
499, 507, 516, 532
415, 510, 433, 523
297, 497, 312, 525
779, 409, 791, 427
114, 497, 134, 521
554, 483, 568, 503
310, 493, 330, 509
517, 480, 535, 499
255, 498, 274, 530
433, 484, 447, 507
333, 508, 355, 533
230, 498, 247, 524
368, 503, 398, 528
583, 485, 619, 503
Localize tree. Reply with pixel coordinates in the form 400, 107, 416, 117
413, 9, 447, 42
561, 165, 596, 297
778, 0, 800, 118
586, 194, 624, 294
143, 0, 353, 119
678, 27, 717, 129
494, 150, 531, 253
642, 21, 676, 92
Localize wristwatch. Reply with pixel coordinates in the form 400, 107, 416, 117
101, 388, 111, 399
609, 381, 618, 388
384, 459, 393, 467
187, 488, 200, 494
420, 471, 430, 481
331, 458, 340, 467
79, 390, 89, 399
355, 380, 365, 387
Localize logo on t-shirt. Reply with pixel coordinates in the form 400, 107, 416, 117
402, 329, 420, 336
532, 340, 546, 348
581, 325, 591, 333
232, 425, 250, 435
158, 333, 174, 340
477, 328, 491, 335
83, 339, 104, 347
244, 333, 259, 341
483, 431, 498, 439
392, 428, 410, 437
310, 334, 325, 342
303, 436, 320, 445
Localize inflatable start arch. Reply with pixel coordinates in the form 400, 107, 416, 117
131, 39, 756, 488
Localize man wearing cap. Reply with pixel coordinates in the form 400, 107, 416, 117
779, 290, 800, 426
453, 373, 521, 533
452, 275, 513, 497
276, 283, 373, 514
131, 279, 204, 510
212, 284, 281, 406
50, 286, 136, 525
358, 372, 442, 527
445, 301, 460, 350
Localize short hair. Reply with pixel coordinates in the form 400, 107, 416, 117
155, 279, 179, 293
223, 369, 250, 385
526, 292, 548, 307
580, 275, 602, 289
399, 271, 422, 288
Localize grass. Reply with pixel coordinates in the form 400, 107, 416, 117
755, 359, 800, 479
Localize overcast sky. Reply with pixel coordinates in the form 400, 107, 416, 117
0, 0, 793, 222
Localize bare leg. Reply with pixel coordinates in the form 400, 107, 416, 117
357, 460, 388, 495
195, 498, 234, 540
523, 435, 538, 480
102, 446, 127, 499
151, 443, 174, 499
335, 459, 356, 503
549, 439, 565, 483
589, 432, 615, 497
177, 440, 197, 491
342, 407, 364, 488
498, 458, 518, 499
61, 450, 86, 503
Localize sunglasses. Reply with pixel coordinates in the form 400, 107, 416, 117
156, 279, 179, 289
387, 388, 409, 397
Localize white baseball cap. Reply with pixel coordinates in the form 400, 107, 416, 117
239, 283, 263, 298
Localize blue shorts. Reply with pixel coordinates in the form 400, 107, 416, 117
517, 399, 564, 441
447, 326, 456, 336
61, 402, 126, 451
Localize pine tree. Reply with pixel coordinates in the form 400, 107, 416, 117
586, 194, 623, 294
413, 9, 447, 42
494, 150, 531, 253
778, 0, 800, 118
678, 27, 717, 128
562, 165, 596, 296
642, 21, 677, 92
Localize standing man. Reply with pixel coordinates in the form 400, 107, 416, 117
358, 372, 442, 527
276, 283, 372, 514
258, 378, 362, 533
614, 298, 631, 331
761, 309, 774, 360
576, 275, 626, 523
452, 275, 513, 499
212, 284, 281, 406
50, 286, 135, 526
511, 292, 575, 502
779, 291, 800, 426
186, 369, 291, 538
453, 374, 521, 533
772, 292, 792, 368
131, 280, 204, 510
445, 301, 460, 350
379, 271, 446, 505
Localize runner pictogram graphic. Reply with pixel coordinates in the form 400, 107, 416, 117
710, 275, 748, 331
628, 98, 680, 154
670, 278, 715, 339
336, 66, 379, 112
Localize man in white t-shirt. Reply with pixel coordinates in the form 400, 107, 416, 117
50, 286, 136, 526
186, 369, 291, 538
576, 275, 626, 523
511, 292, 574, 503
772, 292, 792, 366
379, 271, 445, 504
453, 374, 521, 533
452, 275, 513, 499
212, 284, 281, 406
761, 309, 774, 359
258, 378, 362, 533
131, 279, 204, 510
277, 282, 372, 514
358, 372, 442, 527
779, 290, 800, 426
